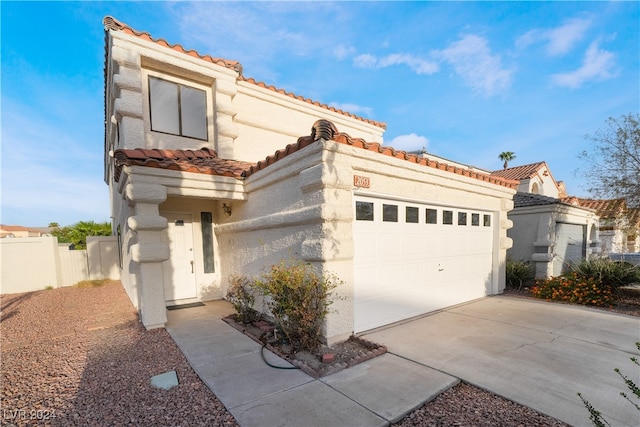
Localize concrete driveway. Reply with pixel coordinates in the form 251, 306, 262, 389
361, 295, 640, 427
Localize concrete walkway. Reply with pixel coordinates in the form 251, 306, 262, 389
166, 296, 640, 427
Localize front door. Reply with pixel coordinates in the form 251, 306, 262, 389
162, 213, 198, 303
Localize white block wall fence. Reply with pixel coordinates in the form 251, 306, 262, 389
0, 236, 120, 295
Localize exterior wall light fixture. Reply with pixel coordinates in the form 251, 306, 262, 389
222, 203, 232, 217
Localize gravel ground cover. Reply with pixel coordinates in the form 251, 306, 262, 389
3, 281, 636, 426
1, 281, 237, 426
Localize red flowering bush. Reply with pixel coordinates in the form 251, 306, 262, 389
531, 272, 615, 307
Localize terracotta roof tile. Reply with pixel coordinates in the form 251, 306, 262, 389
490, 162, 546, 180
103, 16, 242, 73
243, 120, 518, 190
103, 16, 385, 130
0, 225, 34, 232
565, 197, 628, 219
113, 147, 254, 182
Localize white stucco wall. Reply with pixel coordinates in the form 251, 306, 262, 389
0, 237, 59, 294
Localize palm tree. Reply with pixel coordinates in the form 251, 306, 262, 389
498, 151, 516, 169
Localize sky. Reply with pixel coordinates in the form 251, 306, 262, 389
1, 1, 639, 227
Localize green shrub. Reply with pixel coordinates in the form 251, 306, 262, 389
226, 275, 259, 324
531, 273, 615, 307
254, 259, 341, 353
505, 258, 534, 289
567, 258, 640, 289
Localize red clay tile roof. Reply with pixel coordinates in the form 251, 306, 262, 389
113, 121, 518, 190
103, 16, 386, 130
0, 225, 34, 232
490, 162, 547, 180
243, 120, 518, 190
103, 16, 242, 73
113, 147, 254, 182
564, 198, 628, 219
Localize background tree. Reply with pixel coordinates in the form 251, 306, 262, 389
499, 151, 516, 169
51, 221, 112, 250
578, 113, 640, 208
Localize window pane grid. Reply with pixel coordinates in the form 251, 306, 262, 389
149, 76, 208, 140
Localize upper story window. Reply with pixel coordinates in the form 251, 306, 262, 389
148, 76, 208, 140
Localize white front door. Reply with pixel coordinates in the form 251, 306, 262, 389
162, 213, 198, 303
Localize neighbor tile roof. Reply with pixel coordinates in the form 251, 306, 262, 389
564, 198, 628, 219
0, 225, 34, 232
114, 121, 518, 190
103, 16, 386, 130
113, 148, 254, 182
490, 162, 547, 181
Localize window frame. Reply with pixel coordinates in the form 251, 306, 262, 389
144, 72, 212, 142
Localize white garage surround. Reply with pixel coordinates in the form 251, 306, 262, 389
353, 195, 495, 332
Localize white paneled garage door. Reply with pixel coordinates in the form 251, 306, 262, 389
353, 195, 495, 333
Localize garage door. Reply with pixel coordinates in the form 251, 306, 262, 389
353, 195, 494, 332
552, 222, 586, 276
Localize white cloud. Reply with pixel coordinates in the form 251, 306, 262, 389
516, 17, 592, 56
353, 53, 378, 68
328, 102, 373, 117
353, 53, 439, 75
551, 40, 617, 88
388, 134, 430, 152
334, 44, 356, 60
435, 35, 513, 97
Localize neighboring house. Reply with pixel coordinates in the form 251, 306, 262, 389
0, 225, 50, 238
506, 193, 599, 278
491, 161, 567, 198
564, 198, 640, 254
491, 163, 598, 278
103, 16, 518, 344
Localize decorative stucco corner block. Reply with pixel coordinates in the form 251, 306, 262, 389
299, 162, 352, 194
131, 242, 169, 263
128, 215, 168, 231
125, 183, 167, 204
501, 236, 513, 250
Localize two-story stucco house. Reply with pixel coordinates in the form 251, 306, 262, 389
491, 162, 600, 278
103, 16, 518, 344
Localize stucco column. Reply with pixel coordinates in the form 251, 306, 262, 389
495, 198, 514, 294
530, 213, 554, 278
299, 150, 355, 345
126, 182, 169, 329
215, 77, 239, 159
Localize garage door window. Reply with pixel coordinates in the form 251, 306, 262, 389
406, 206, 419, 223
472, 213, 480, 226
356, 202, 374, 221
483, 214, 491, 226
383, 204, 398, 222
443, 210, 453, 225
458, 212, 467, 225
426, 208, 437, 224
